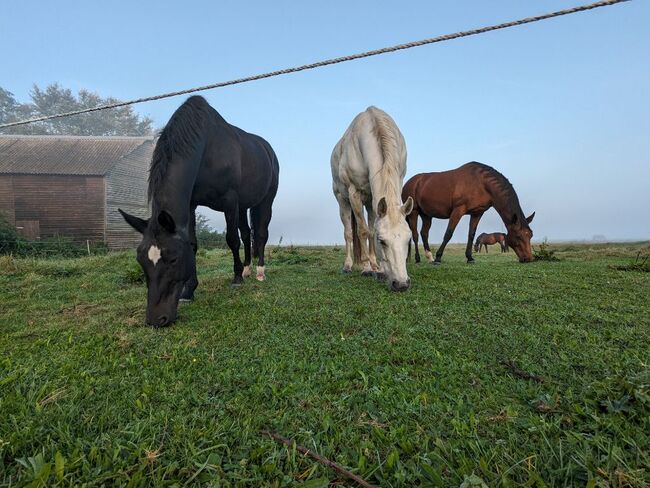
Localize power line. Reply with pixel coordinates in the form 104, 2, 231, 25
0, 0, 630, 129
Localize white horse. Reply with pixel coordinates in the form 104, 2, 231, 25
331, 106, 413, 292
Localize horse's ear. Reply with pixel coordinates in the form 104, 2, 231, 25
526, 212, 536, 224
401, 196, 414, 216
119, 208, 148, 234
377, 197, 388, 218
157, 210, 176, 234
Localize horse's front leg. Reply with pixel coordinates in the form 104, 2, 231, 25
336, 193, 354, 273
365, 203, 380, 273
420, 215, 433, 263
224, 200, 244, 286
406, 207, 421, 263
465, 213, 483, 263
348, 186, 373, 276
239, 209, 252, 278
434, 209, 464, 265
180, 207, 199, 302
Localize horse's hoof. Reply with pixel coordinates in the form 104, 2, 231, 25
432, 261, 442, 266
342, 267, 352, 274
242, 265, 252, 278
256, 266, 266, 281
231, 282, 243, 288
179, 298, 193, 305
467, 259, 475, 265
361, 270, 374, 277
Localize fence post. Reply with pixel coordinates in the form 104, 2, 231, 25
87, 240, 91, 256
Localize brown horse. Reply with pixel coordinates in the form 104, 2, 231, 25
474, 232, 508, 253
402, 162, 535, 264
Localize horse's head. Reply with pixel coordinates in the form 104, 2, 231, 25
119, 209, 195, 327
374, 196, 413, 292
506, 212, 535, 263
473, 237, 481, 252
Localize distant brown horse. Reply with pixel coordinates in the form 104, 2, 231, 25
474, 232, 508, 253
402, 162, 535, 264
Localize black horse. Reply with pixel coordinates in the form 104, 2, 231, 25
119, 96, 279, 327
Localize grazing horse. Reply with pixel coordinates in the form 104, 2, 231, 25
474, 232, 508, 253
402, 162, 534, 264
331, 106, 413, 292
119, 96, 279, 327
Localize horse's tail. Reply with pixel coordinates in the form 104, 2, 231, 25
351, 210, 362, 265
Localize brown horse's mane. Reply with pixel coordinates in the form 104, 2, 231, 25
470, 162, 526, 224
148, 96, 214, 202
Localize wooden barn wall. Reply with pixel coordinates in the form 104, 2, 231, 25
0, 175, 16, 225
10, 175, 105, 242
105, 141, 152, 249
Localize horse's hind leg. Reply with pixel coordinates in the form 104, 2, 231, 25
251, 197, 274, 281
239, 209, 252, 278
180, 207, 199, 301
420, 215, 434, 263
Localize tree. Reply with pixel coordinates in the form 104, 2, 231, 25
0, 84, 153, 136
195, 213, 227, 249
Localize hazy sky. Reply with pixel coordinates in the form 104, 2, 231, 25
2, 1, 649, 243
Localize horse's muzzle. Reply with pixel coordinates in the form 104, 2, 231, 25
390, 279, 411, 292
148, 314, 175, 328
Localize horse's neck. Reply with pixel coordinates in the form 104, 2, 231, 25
487, 184, 520, 228
152, 157, 201, 231
369, 163, 402, 210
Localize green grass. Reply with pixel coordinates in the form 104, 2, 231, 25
1, 243, 649, 487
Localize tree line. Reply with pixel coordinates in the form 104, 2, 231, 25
0, 84, 153, 136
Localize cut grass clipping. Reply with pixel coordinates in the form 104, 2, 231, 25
1, 242, 649, 486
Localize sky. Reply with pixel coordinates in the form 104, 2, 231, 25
2, 1, 649, 244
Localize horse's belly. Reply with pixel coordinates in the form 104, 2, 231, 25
418, 201, 452, 219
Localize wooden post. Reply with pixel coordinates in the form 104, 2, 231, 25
87, 240, 91, 255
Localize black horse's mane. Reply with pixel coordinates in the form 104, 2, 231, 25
470, 162, 526, 223
148, 96, 216, 201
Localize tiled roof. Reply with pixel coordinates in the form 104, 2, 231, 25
0, 135, 154, 176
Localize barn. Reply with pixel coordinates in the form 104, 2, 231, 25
0, 135, 154, 249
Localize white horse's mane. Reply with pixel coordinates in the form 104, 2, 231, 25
366, 106, 405, 210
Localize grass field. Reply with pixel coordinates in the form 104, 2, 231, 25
1, 242, 649, 487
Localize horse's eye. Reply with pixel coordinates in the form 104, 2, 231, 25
169, 257, 178, 265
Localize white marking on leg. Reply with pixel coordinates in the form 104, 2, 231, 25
148, 245, 161, 266
256, 265, 266, 281
242, 265, 251, 278
425, 250, 433, 262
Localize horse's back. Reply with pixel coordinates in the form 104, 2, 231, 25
190, 101, 278, 209
405, 162, 495, 218
332, 106, 405, 201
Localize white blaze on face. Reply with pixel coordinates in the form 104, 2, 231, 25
148, 245, 162, 266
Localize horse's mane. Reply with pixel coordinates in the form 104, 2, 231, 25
367, 106, 404, 208
148, 96, 213, 201
470, 162, 527, 224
